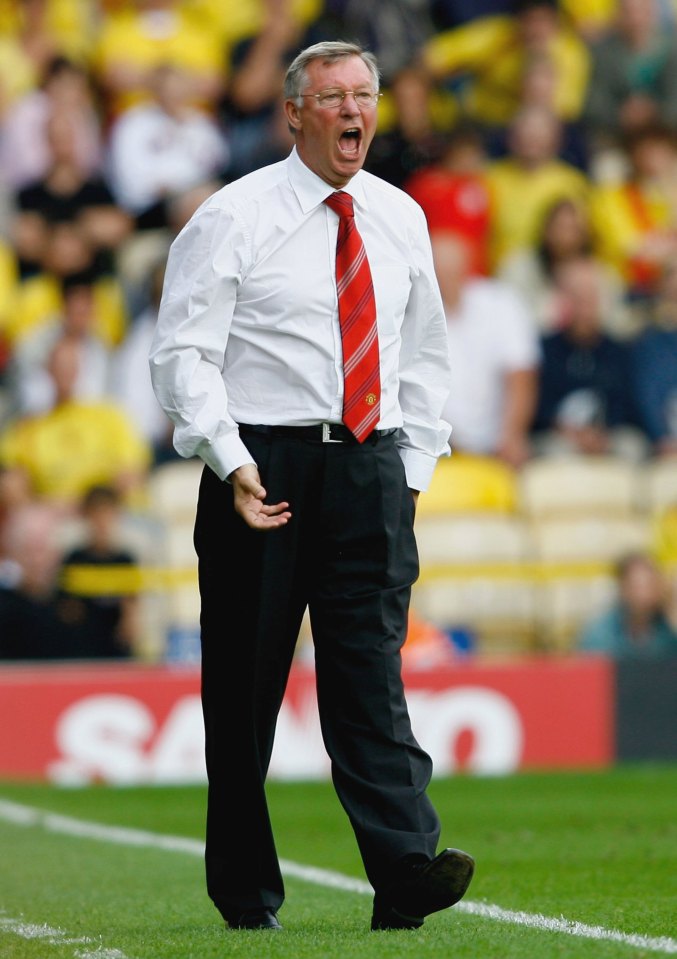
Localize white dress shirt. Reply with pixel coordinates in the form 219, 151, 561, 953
150, 148, 451, 491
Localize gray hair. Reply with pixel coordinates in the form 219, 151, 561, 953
284, 41, 380, 105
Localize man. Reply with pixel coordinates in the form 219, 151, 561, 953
485, 104, 588, 268
1, 335, 150, 502
579, 552, 677, 659
532, 256, 644, 460
432, 232, 539, 468
629, 261, 677, 457
107, 63, 229, 218
584, 0, 677, 144
422, 0, 590, 128
149, 40, 474, 933
10, 272, 111, 415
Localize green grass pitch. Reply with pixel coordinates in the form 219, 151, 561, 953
0, 766, 676, 959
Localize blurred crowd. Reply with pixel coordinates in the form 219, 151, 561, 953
2, 0, 677, 660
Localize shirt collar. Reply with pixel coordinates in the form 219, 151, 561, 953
287, 146, 369, 215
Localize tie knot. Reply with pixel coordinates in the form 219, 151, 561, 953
324, 191, 354, 218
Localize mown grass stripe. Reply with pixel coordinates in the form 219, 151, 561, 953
1, 797, 676, 955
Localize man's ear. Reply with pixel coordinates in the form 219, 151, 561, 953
284, 98, 302, 132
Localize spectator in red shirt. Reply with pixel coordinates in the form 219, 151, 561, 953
404, 126, 491, 276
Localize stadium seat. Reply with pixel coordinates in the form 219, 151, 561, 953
537, 573, 617, 653
158, 518, 200, 630
519, 455, 640, 518
654, 505, 677, 567
413, 574, 539, 655
146, 458, 204, 521
640, 459, 677, 514
144, 466, 204, 648
530, 514, 650, 562
416, 512, 531, 565
164, 518, 197, 567
418, 453, 518, 515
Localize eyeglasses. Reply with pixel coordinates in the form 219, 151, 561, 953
299, 89, 382, 109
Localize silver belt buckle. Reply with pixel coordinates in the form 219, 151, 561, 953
322, 423, 343, 443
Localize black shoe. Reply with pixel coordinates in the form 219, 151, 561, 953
226, 908, 282, 930
371, 905, 425, 931
371, 848, 475, 931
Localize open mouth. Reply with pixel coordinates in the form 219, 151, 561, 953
338, 128, 362, 157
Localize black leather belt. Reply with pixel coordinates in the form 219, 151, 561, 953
238, 423, 398, 444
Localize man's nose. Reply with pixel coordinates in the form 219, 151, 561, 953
340, 93, 361, 114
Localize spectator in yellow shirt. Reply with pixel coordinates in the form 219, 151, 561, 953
422, 0, 590, 128
91, 0, 226, 117
486, 105, 589, 268
590, 123, 677, 298
560, 0, 618, 42
0, 0, 94, 113
0, 335, 150, 503
0, 0, 94, 67
184, 0, 322, 52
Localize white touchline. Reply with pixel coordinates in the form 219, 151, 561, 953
1, 798, 676, 955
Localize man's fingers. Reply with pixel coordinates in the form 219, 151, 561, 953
230, 464, 291, 530
235, 496, 292, 531
259, 501, 290, 516
254, 514, 291, 529
246, 510, 291, 530
252, 503, 292, 527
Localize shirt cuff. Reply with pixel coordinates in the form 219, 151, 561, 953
197, 430, 257, 481
397, 447, 440, 493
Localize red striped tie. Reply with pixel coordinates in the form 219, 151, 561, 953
324, 191, 381, 442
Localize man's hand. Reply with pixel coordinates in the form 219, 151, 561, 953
496, 432, 531, 468
559, 424, 609, 455
229, 463, 291, 531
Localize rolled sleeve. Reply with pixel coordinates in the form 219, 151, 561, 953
149, 201, 256, 479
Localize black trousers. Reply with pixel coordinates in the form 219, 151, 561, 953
194, 430, 441, 920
